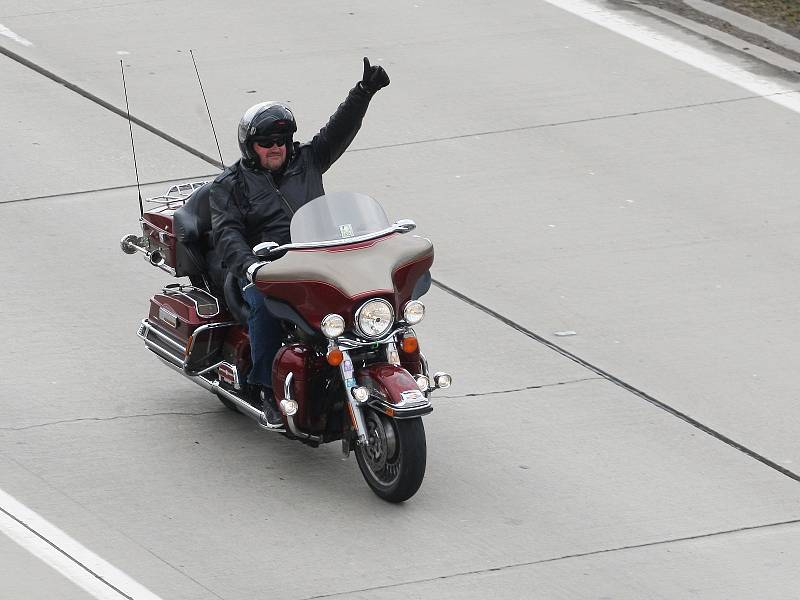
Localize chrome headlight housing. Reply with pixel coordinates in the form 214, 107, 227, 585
354, 298, 394, 339
403, 300, 425, 325
321, 314, 345, 339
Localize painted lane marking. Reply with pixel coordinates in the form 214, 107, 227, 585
0, 23, 34, 47
540, 0, 800, 116
0, 488, 165, 600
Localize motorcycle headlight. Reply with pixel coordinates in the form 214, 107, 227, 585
355, 299, 394, 339
321, 314, 345, 339
403, 300, 425, 325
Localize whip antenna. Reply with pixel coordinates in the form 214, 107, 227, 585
190, 49, 225, 168
120, 59, 144, 217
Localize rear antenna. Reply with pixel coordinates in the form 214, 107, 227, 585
190, 49, 225, 168
120, 59, 144, 218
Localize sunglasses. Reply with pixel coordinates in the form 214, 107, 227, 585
254, 136, 289, 149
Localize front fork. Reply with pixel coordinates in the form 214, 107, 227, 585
339, 349, 369, 447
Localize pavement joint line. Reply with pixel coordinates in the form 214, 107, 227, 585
1, 0, 161, 19
301, 517, 800, 599
347, 90, 800, 153
4, 39, 797, 188
0, 44, 223, 169
0, 409, 227, 432
437, 376, 604, 399
0, 174, 219, 206
431, 278, 800, 484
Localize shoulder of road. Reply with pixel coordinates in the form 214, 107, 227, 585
625, 0, 800, 75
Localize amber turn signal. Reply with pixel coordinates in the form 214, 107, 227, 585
327, 347, 344, 366
401, 336, 418, 353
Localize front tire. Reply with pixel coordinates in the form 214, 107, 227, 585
355, 409, 426, 503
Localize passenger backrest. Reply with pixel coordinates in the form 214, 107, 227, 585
173, 183, 212, 244
173, 183, 213, 279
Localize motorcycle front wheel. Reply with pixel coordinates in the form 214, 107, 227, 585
355, 409, 427, 503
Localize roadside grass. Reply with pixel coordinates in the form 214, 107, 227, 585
710, 0, 800, 37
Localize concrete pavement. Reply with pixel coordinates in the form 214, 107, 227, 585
2, 1, 799, 598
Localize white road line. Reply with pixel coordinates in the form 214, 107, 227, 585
0, 488, 165, 600
0, 23, 34, 47
541, 0, 800, 116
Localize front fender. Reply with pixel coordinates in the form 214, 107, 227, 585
356, 364, 432, 419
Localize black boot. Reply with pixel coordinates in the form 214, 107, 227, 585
259, 388, 284, 430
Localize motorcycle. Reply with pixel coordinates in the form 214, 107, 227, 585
121, 183, 451, 502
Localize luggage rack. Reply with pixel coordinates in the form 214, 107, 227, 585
162, 283, 220, 318
146, 181, 209, 209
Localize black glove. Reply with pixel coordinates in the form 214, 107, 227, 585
360, 57, 390, 94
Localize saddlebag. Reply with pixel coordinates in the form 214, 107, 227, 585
140, 285, 232, 372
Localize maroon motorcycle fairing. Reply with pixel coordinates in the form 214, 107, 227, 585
254, 232, 434, 330
272, 344, 330, 432
355, 364, 433, 418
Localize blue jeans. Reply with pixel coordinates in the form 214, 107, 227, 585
241, 279, 283, 389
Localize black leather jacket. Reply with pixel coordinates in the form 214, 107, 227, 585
210, 84, 374, 279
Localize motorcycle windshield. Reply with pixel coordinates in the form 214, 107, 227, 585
290, 192, 391, 243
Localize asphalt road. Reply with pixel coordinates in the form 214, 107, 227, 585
2, 1, 799, 599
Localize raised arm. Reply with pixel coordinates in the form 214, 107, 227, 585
311, 58, 390, 173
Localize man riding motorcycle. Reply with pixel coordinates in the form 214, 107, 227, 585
210, 58, 390, 428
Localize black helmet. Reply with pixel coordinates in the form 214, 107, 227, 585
238, 101, 297, 165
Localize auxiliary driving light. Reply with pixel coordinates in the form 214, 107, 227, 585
433, 372, 452, 389
321, 314, 345, 339
280, 398, 299, 416
351, 386, 370, 403
415, 375, 430, 392
403, 300, 425, 325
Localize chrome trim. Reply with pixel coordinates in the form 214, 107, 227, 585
143, 333, 184, 365
321, 314, 345, 339
139, 319, 235, 371
153, 260, 177, 276
280, 372, 321, 442
120, 234, 144, 254
193, 360, 225, 376
145, 336, 284, 433
146, 181, 209, 208
386, 342, 400, 366
337, 326, 407, 349
402, 300, 425, 325
217, 362, 241, 390
340, 350, 368, 445
419, 352, 430, 377
432, 372, 452, 390
119, 233, 177, 275
418, 352, 432, 398
158, 307, 178, 328
266, 220, 417, 253
284, 372, 294, 402
395, 219, 416, 233
353, 298, 395, 340
138, 319, 184, 354
162, 284, 220, 318
184, 321, 236, 358
367, 397, 433, 419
